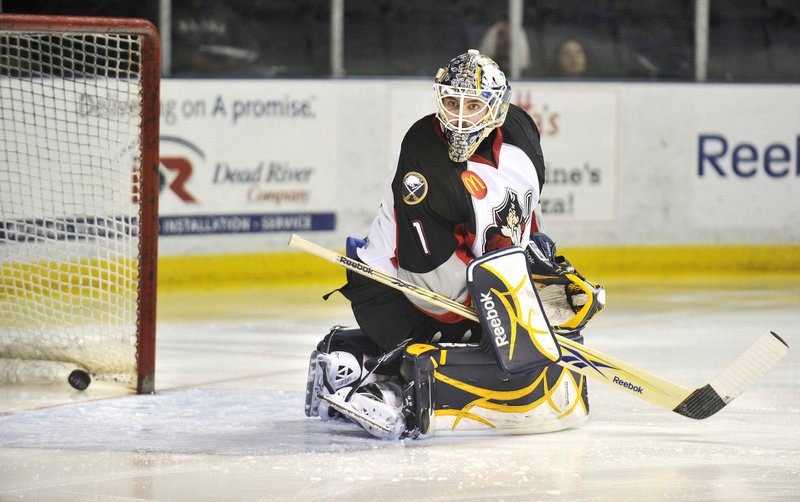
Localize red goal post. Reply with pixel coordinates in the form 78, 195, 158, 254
0, 15, 160, 393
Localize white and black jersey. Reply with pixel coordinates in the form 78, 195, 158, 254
356, 104, 545, 324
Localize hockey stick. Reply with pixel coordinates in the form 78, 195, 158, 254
289, 234, 789, 419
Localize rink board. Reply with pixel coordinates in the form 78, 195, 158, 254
156, 243, 800, 289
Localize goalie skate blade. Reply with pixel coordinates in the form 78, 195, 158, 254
673, 331, 789, 420
319, 394, 404, 440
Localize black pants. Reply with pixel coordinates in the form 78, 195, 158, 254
338, 269, 482, 353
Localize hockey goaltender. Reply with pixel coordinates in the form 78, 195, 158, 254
304, 50, 604, 439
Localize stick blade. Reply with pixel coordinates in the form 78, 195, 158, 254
673, 331, 789, 419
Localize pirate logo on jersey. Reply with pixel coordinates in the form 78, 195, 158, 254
483, 189, 531, 252
402, 172, 428, 205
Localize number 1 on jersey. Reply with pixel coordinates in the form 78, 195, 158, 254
411, 220, 431, 255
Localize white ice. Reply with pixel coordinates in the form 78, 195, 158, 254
1, 279, 798, 501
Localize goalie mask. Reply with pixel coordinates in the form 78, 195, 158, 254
434, 49, 511, 162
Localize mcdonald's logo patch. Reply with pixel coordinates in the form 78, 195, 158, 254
461, 171, 487, 199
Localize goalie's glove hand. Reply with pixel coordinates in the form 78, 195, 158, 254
526, 233, 605, 334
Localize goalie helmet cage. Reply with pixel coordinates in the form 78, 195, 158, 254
0, 14, 160, 393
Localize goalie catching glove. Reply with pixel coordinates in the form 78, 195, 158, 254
526, 233, 605, 334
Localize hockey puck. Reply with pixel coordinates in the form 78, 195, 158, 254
68, 369, 91, 391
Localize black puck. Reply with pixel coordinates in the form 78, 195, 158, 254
68, 369, 91, 391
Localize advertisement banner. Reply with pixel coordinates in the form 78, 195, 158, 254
159, 80, 337, 238
513, 85, 619, 222
157, 79, 799, 255
691, 86, 800, 231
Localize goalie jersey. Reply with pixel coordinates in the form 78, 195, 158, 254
357, 104, 546, 322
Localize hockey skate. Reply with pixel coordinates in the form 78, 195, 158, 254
305, 350, 362, 419
321, 381, 406, 440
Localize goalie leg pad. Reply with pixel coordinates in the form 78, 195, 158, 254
467, 246, 561, 375
401, 340, 589, 438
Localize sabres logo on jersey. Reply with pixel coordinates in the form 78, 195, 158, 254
402, 172, 428, 205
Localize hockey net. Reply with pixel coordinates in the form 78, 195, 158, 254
0, 15, 159, 393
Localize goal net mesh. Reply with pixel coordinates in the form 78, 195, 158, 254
1, 27, 148, 384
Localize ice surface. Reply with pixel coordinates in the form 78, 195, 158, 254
1, 279, 799, 501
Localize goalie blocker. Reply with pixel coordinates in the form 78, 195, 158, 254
466, 246, 562, 375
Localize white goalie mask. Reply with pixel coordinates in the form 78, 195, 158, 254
434, 49, 511, 162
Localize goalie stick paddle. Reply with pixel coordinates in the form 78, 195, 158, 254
288, 234, 790, 419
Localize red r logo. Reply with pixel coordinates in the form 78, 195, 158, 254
160, 157, 198, 202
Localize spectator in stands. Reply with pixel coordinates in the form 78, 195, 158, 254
480, 21, 531, 76
550, 39, 587, 78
